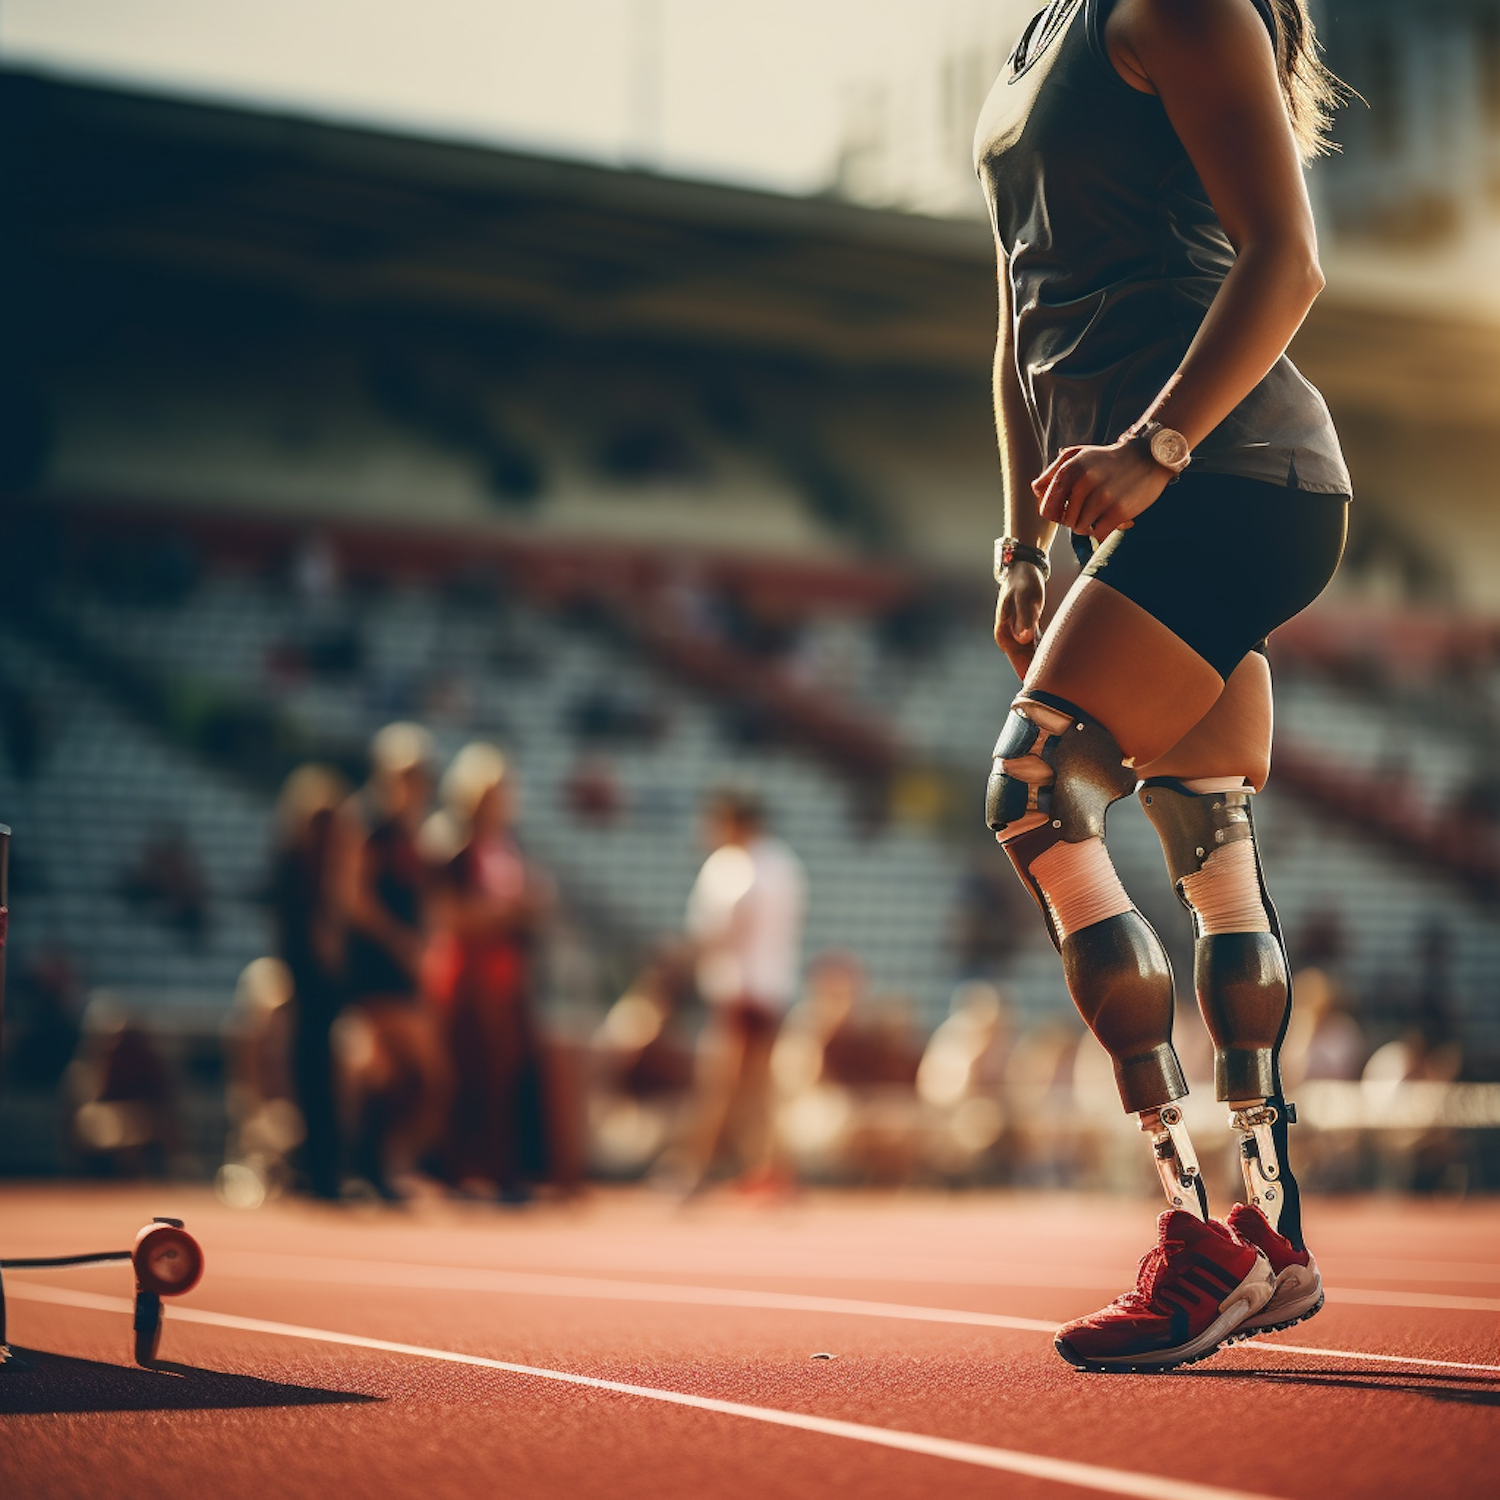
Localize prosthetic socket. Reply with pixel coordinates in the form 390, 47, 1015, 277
1140, 777, 1303, 1244
986, 693, 1189, 1121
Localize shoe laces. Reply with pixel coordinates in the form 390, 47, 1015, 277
1112, 1235, 1188, 1315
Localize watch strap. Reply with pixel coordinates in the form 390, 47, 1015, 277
994, 536, 1051, 582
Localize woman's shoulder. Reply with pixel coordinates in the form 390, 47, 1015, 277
1104, 0, 1275, 55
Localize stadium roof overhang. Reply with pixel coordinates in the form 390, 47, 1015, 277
5, 68, 1498, 424
0, 69, 996, 377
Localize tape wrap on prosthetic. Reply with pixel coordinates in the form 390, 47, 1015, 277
1140, 779, 1287, 1102
989, 695, 1186, 1114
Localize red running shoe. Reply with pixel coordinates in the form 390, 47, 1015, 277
1055, 1210, 1274, 1373
1225, 1203, 1324, 1335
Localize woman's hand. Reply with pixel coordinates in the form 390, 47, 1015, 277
994, 559, 1046, 679
1032, 439, 1169, 540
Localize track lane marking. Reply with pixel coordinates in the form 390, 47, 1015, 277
207, 1252, 1060, 1331
1236, 1340, 1500, 1373
208, 1249, 1500, 1317
3, 1281, 1287, 1500
1322, 1287, 1500, 1313
11, 1273, 1498, 1374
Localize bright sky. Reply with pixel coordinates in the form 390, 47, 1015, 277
0, 0, 1035, 196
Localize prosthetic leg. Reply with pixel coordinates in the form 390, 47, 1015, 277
1139, 776, 1304, 1248
985, 693, 1208, 1217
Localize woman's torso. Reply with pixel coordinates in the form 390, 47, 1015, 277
272, 810, 341, 996
446, 833, 530, 1004
973, 0, 1350, 495
345, 807, 425, 998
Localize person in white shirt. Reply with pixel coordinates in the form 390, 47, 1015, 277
674, 788, 806, 1194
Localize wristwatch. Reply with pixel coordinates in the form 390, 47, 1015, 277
994, 536, 1051, 583
1129, 420, 1192, 476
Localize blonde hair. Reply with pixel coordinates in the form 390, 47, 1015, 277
1266, 0, 1347, 163
369, 721, 436, 778
274, 763, 348, 845
440, 741, 509, 824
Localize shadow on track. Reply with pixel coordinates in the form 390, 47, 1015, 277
1185, 1367, 1500, 1407
0, 1348, 380, 1415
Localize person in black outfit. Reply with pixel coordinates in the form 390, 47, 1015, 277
270, 764, 350, 1200
977, 0, 1348, 1370
334, 722, 451, 1199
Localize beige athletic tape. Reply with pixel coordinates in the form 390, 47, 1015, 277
1028, 835, 1133, 941
1181, 839, 1271, 934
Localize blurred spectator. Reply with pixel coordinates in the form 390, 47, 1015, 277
1280, 968, 1367, 1087
563, 755, 626, 826
427, 742, 554, 1202
916, 982, 1016, 1178
1290, 904, 1348, 973
3, 944, 83, 1090
770, 952, 864, 1175
220, 957, 306, 1208
332, 722, 452, 1199
120, 825, 209, 943
588, 948, 697, 1178
663, 787, 806, 1195
67, 996, 179, 1176
270, 763, 350, 1200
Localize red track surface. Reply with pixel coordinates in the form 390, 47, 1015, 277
2, 1184, 1497, 1499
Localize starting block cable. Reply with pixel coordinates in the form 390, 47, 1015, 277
1, 1251, 133, 1269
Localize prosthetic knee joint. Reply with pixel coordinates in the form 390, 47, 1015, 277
984, 691, 1138, 941
985, 693, 1189, 1125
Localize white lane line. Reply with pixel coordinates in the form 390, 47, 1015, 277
14, 1272, 1499, 1377
3, 1281, 1284, 1500
1323, 1258, 1500, 1285
208, 1248, 1500, 1318
1237, 1341, 1500, 1374
1324, 1288, 1500, 1314
206, 1251, 1058, 1333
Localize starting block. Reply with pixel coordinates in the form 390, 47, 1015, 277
1, 1216, 206, 1367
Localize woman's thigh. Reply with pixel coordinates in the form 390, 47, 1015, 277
1023, 576, 1224, 766
1023, 474, 1344, 766
1132, 651, 1274, 789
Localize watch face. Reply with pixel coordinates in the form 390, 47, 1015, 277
1150, 427, 1190, 469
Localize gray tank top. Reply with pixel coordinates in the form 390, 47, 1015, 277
974, 0, 1351, 495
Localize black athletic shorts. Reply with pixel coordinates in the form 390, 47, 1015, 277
1076, 471, 1349, 681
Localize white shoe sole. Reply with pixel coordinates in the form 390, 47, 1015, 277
1230, 1254, 1324, 1337
1055, 1250, 1276, 1373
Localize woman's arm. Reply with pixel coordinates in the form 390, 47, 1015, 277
992, 247, 1055, 677
1036, 0, 1326, 540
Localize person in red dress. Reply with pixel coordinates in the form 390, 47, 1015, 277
428, 742, 554, 1201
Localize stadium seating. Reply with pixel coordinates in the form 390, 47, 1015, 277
5, 531, 1499, 1075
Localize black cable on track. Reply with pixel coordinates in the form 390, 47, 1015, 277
1, 1251, 131, 1268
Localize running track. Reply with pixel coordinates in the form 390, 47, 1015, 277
1, 1184, 1496, 1499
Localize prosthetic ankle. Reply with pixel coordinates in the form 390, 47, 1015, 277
1227, 1097, 1290, 1231
1140, 1103, 1208, 1219
1140, 776, 1305, 1246
986, 693, 1189, 1121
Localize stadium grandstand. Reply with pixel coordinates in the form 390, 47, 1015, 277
2, 63, 1499, 1188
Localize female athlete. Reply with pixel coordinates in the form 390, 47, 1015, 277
976, 0, 1348, 1371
